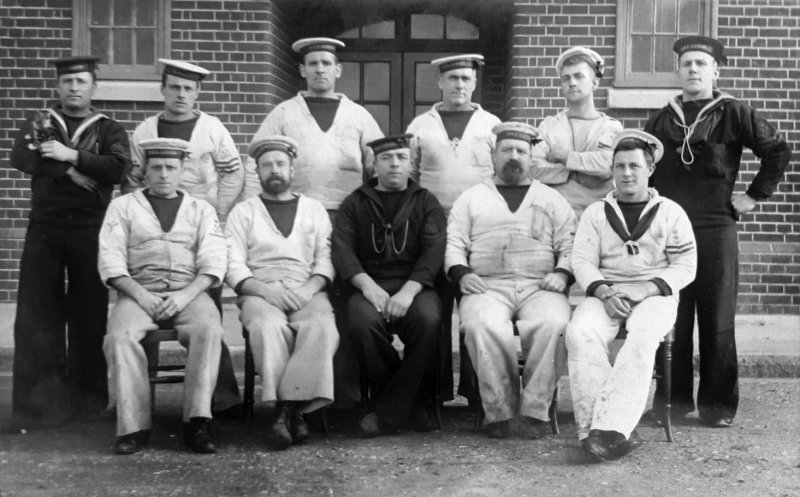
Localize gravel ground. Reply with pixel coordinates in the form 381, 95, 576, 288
0, 377, 798, 497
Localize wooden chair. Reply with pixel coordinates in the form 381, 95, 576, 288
242, 327, 330, 434
141, 327, 186, 408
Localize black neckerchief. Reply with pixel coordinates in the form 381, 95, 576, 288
604, 200, 661, 255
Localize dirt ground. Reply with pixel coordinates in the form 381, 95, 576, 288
0, 377, 798, 497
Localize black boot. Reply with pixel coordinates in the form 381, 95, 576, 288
114, 429, 150, 455
267, 402, 293, 450
183, 417, 216, 454
289, 409, 310, 444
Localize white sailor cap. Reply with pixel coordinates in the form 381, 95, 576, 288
492, 122, 542, 145
611, 130, 664, 164
292, 37, 346, 56
140, 138, 191, 160
248, 135, 299, 161
555, 46, 604, 78
158, 59, 210, 81
430, 54, 485, 73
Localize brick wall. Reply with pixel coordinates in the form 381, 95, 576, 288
0, 0, 300, 302
1, 0, 797, 311
509, 0, 799, 313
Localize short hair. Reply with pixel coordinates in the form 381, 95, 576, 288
560, 55, 598, 78
161, 71, 201, 90
613, 139, 656, 166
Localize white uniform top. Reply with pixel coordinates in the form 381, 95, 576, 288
250, 92, 384, 210
225, 195, 335, 290
572, 188, 697, 294
445, 178, 576, 280
406, 102, 501, 212
127, 111, 244, 221
531, 110, 623, 217
98, 189, 227, 292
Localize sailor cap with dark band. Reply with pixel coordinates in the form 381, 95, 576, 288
611, 130, 664, 164
555, 46, 604, 78
140, 138, 191, 160
431, 54, 485, 73
492, 122, 541, 145
248, 136, 299, 161
159, 59, 210, 82
292, 37, 346, 56
673, 36, 727, 65
51, 56, 100, 76
367, 134, 414, 155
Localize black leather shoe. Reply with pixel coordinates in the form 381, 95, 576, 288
289, 411, 310, 444
411, 408, 439, 433
114, 430, 150, 455
357, 412, 383, 438
606, 430, 643, 460
582, 430, 608, 462
267, 403, 293, 450
485, 420, 510, 439
520, 416, 548, 439
183, 418, 216, 454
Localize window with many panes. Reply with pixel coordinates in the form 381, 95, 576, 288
72, 0, 170, 80
615, 0, 717, 88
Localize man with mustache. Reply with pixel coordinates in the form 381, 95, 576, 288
250, 37, 383, 212
531, 47, 622, 218
645, 36, 790, 428
10, 56, 130, 426
124, 59, 244, 418
446, 122, 576, 439
405, 53, 502, 405
225, 136, 338, 450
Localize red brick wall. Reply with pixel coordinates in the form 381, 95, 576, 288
508, 0, 799, 313
0, 0, 299, 302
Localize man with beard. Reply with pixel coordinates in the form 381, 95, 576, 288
645, 36, 790, 428
124, 59, 243, 417
531, 47, 622, 218
10, 56, 130, 426
226, 136, 338, 450
250, 37, 383, 212
332, 134, 446, 437
446, 122, 576, 439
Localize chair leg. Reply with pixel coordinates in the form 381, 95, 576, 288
549, 386, 559, 435
473, 401, 484, 433
663, 339, 673, 442
243, 328, 255, 434
142, 340, 160, 409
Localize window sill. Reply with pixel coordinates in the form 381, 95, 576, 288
607, 88, 680, 110
94, 80, 162, 102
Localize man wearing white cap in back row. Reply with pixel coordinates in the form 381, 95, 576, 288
100, 138, 227, 455
406, 53, 501, 213
405, 53, 501, 404
226, 135, 339, 450
124, 59, 244, 417
250, 37, 384, 211
531, 46, 623, 218
567, 130, 696, 462
446, 122, 576, 440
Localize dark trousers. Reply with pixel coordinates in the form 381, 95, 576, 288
656, 223, 739, 421
347, 279, 442, 427
13, 222, 109, 419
